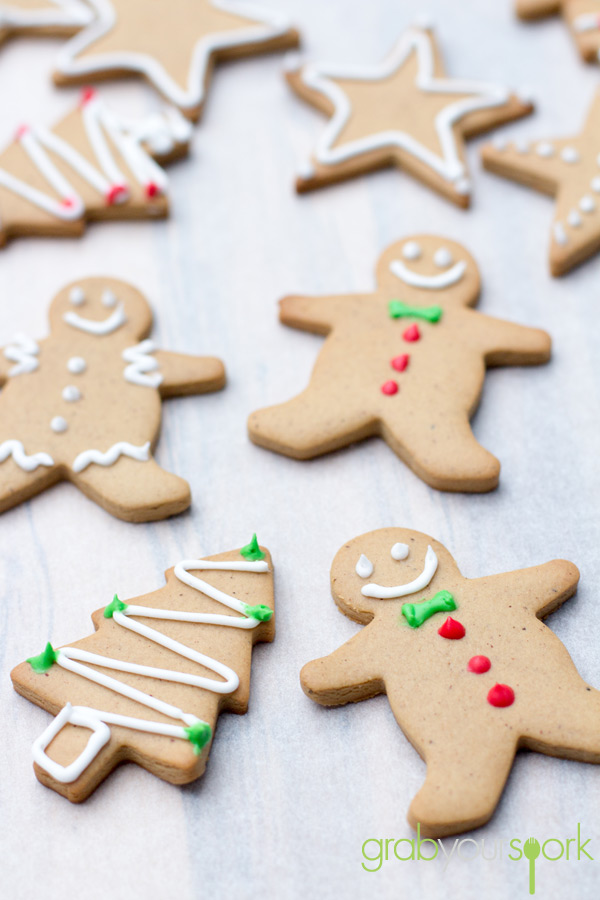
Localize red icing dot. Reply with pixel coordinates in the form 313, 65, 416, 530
106, 184, 127, 205
468, 655, 491, 674
381, 379, 399, 396
391, 353, 410, 372
403, 323, 420, 342
80, 87, 97, 106
487, 683, 515, 708
146, 181, 159, 198
437, 617, 465, 639
61, 197, 76, 208
15, 124, 29, 140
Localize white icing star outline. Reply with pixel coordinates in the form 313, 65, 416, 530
0, 0, 92, 30
55, 0, 295, 112
297, 27, 511, 188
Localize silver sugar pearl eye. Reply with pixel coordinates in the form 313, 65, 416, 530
391, 542, 409, 560
402, 241, 422, 261
355, 554, 374, 578
69, 287, 85, 306
102, 289, 117, 308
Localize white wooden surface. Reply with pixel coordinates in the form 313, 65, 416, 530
0, 2, 599, 898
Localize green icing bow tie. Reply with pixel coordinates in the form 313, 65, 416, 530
388, 300, 443, 323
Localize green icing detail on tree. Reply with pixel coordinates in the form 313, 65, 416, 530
388, 300, 443, 323
184, 720, 212, 754
401, 590, 456, 628
243, 603, 273, 622
103, 594, 128, 618
27, 642, 58, 673
240, 533, 265, 561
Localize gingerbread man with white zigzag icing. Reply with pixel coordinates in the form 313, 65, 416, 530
248, 236, 551, 492
0, 277, 225, 520
301, 528, 597, 837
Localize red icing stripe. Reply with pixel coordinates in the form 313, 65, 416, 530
381, 380, 399, 395
437, 617, 465, 639
403, 324, 420, 342
391, 354, 410, 372
487, 683, 515, 708
467, 655, 491, 674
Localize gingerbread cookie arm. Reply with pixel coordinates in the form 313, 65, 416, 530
515, 0, 560, 19
472, 559, 580, 617
300, 631, 383, 706
465, 311, 552, 365
154, 351, 225, 397
279, 294, 351, 334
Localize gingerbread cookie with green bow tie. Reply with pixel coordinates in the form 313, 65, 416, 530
300, 527, 595, 837
248, 235, 551, 492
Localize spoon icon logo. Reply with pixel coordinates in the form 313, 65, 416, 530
523, 837, 541, 894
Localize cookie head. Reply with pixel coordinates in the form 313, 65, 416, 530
331, 528, 459, 621
375, 236, 480, 307
49, 278, 153, 339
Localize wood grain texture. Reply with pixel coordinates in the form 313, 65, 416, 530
0, 1, 599, 898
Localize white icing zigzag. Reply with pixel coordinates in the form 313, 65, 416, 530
72, 440, 151, 473
0, 439, 54, 471
3, 333, 40, 375
122, 339, 163, 388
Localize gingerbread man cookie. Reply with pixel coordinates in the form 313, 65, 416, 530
516, 0, 600, 64
0, 88, 191, 248
0, 277, 225, 521
284, 23, 533, 206
300, 528, 595, 837
11, 539, 274, 801
248, 236, 550, 493
52, 0, 300, 120
0, 0, 91, 46
482, 90, 600, 276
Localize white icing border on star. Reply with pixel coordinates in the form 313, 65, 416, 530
55, 0, 295, 112
0, 0, 92, 30
296, 27, 512, 187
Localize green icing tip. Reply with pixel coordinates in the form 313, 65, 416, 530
184, 720, 212, 754
243, 603, 273, 622
240, 533, 265, 561
104, 594, 128, 618
27, 642, 58, 673
388, 300, 443, 323
401, 590, 456, 628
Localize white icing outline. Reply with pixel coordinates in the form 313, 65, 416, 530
296, 28, 512, 187
122, 339, 163, 388
573, 12, 600, 33
31, 556, 271, 783
63, 301, 127, 335
0, 0, 92, 30
3, 333, 39, 375
0, 439, 54, 471
72, 440, 150, 473
55, 0, 294, 112
389, 257, 467, 290
362, 545, 438, 598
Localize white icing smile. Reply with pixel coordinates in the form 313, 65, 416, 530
361, 545, 438, 598
389, 258, 467, 290
63, 302, 127, 335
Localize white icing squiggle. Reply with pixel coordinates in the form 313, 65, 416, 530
122, 339, 163, 388
390, 258, 467, 289
31, 556, 271, 783
63, 302, 126, 335
362, 545, 438, 598
72, 440, 150, 473
3, 333, 39, 375
0, 439, 54, 472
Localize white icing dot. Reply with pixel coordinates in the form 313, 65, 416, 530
561, 147, 580, 164
568, 210, 582, 228
67, 356, 86, 374
515, 140, 530, 154
553, 223, 568, 246
580, 195, 596, 214
391, 542, 409, 561
69, 287, 85, 306
454, 177, 471, 196
536, 142, 554, 158
355, 554, 374, 579
433, 247, 453, 268
102, 289, 117, 307
62, 385, 81, 402
592, 177, 600, 194
50, 416, 68, 433
402, 241, 422, 261
492, 136, 507, 151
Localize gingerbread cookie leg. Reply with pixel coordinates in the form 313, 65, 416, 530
0, 452, 60, 513
381, 413, 500, 492
524, 682, 600, 760
300, 634, 383, 706
249, 390, 377, 459
70, 455, 191, 522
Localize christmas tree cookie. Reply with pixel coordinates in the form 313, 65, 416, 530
300, 527, 596, 837
0, 277, 225, 520
11, 540, 274, 801
248, 235, 551, 492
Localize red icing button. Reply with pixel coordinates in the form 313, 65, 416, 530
61, 197, 76, 208
146, 181, 159, 198
381, 379, 399, 396
391, 353, 410, 372
468, 655, 491, 674
106, 184, 127, 205
80, 87, 97, 106
15, 124, 29, 140
487, 683, 515, 708
403, 324, 420, 342
437, 617, 465, 639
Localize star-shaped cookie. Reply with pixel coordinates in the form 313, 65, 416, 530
481, 90, 600, 276
0, 0, 91, 46
284, 24, 533, 206
516, 0, 600, 64
53, 0, 300, 120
